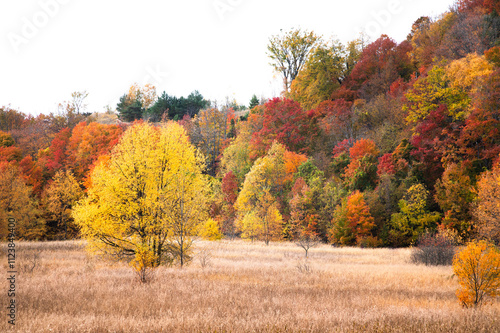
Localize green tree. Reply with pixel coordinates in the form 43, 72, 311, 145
146, 90, 209, 121
249, 94, 260, 110
220, 121, 253, 185
329, 198, 351, 245
117, 93, 143, 122
389, 184, 441, 246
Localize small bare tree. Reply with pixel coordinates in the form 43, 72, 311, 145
20, 249, 42, 275
295, 231, 320, 258
198, 248, 212, 269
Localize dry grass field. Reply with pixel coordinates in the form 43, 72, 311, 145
1, 240, 499, 332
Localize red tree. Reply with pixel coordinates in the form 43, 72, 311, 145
411, 105, 464, 187
315, 99, 355, 145
0, 146, 22, 163
338, 35, 413, 100
44, 127, 72, 174
332, 138, 355, 158
378, 153, 396, 176
459, 69, 500, 173
67, 122, 123, 179
251, 97, 315, 155
344, 139, 380, 191
19, 156, 43, 197
221, 171, 238, 205
456, 0, 500, 13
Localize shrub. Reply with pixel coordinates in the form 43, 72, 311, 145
411, 232, 456, 266
358, 235, 383, 248
198, 218, 223, 241
453, 240, 500, 307
130, 245, 157, 283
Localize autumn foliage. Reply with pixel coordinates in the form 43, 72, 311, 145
474, 165, 500, 244
251, 98, 314, 156
2, 1, 500, 254
330, 191, 376, 246
453, 241, 500, 307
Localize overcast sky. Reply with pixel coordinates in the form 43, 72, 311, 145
1, 0, 455, 116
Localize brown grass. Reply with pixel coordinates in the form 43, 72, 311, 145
1, 240, 499, 332
94, 112, 120, 125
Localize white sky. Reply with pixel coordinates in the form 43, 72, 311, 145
0, 0, 455, 116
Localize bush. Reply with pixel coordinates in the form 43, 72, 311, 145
411, 232, 456, 266
357, 235, 383, 248
453, 240, 500, 307
129, 245, 157, 283
198, 218, 223, 241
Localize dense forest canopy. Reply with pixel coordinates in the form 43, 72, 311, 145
1, 0, 500, 250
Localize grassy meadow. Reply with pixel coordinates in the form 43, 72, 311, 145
1, 240, 499, 332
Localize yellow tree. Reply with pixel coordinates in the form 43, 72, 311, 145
43, 169, 83, 240
446, 53, 493, 97
0, 131, 15, 147
140, 83, 157, 111
220, 120, 253, 185
289, 41, 344, 110
235, 142, 288, 244
73, 122, 208, 273
127, 83, 157, 110
256, 189, 283, 245
0, 163, 43, 240
404, 64, 469, 124
161, 127, 210, 267
453, 240, 500, 307
405, 55, 493, 125
434, 163, 476, 240
236, 189, 282, 245
236, 211, 262, 242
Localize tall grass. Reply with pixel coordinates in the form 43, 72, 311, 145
1, 240, 499, 332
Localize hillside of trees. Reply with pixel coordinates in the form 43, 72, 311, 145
1, 0, 500, 249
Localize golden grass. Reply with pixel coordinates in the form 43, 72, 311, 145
1, 240, 499, 332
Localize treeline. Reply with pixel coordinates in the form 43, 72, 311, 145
116, 84, 210, 122
1, 0, 500, 248
116, 83, 248, 122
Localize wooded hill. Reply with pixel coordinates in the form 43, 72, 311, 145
1, 0, 500, 248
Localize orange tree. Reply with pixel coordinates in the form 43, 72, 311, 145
453, 240, 500, 307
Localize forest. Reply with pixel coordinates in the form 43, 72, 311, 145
1, 0, 500, 259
